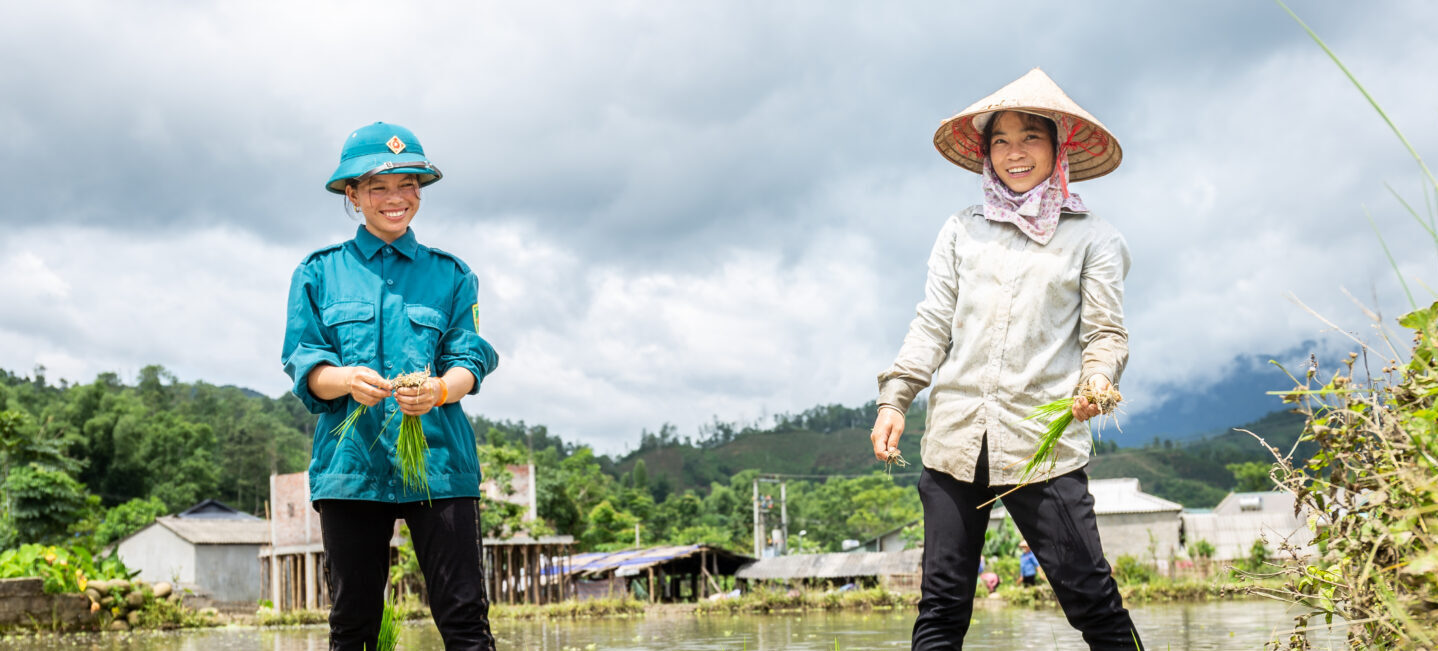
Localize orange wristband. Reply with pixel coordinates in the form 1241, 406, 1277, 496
435, 378, 449, 406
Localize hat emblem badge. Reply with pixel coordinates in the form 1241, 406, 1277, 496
386, 136, 406, 155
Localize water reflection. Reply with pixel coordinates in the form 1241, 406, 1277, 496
0, 600, 1346, 650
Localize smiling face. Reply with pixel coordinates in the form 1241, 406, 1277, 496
346, 173, 421, 243
986, 111, 1056, 194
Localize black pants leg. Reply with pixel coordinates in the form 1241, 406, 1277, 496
318, 499, 397, 651
402, 498, 496, 651
1002, 470, 1144, 651
911, 445, 997, 650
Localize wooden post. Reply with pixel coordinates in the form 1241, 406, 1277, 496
648, 567, 655, 604
503, 546, 513, 604
527, 545, 538, 605
699, 548, 708, 599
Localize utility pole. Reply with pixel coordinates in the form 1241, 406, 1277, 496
752, 478, 762, 558
779, 481, 789, 555
753, 476, 791, 557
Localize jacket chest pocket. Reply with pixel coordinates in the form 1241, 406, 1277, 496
322, 301, 377, 365
405, 304, 449, 366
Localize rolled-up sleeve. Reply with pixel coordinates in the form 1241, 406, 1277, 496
282, 264, 343, 414
877, 217, 960, 413
440, 270, 499, 394
1077, 227, 1130, 388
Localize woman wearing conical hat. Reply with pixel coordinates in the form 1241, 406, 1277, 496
282, 122, 499, 650
871, 69, 1144, 649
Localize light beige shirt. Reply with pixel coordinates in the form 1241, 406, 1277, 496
877, 205, 1130, 485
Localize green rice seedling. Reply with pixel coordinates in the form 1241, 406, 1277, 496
331, 402, 368, 442
1019, 384, 1122, 479
376, 598, 400, 651
390, 369, 432, 502
979, 384, 1122, 508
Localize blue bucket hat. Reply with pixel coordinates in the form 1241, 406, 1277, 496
326, 122, 443, 194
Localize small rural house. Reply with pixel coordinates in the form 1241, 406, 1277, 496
990, 478, 1183, 572
261, 468, 574, 610
114, 499, 268, 605
736, 549, 922, 592
1181, 491, 1314, 562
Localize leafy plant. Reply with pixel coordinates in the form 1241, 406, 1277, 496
0, 543, 136, 594
1112, 554, 1155, 585
1246, 3, 1438, 648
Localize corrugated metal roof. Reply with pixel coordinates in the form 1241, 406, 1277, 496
989, 477, 1182, 519
555, 545, 752, 578
156, 516, 269, 545
486, 535, 576, 547
735, 549, 922, 580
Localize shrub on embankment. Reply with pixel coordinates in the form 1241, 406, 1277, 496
0, 543, 217, 633
256, 596, 648, 627
695, 586, 915, 615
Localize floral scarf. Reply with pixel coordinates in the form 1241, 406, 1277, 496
981, 116, 1089, 245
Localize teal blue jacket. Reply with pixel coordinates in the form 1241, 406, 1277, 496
282, 226, 498, 503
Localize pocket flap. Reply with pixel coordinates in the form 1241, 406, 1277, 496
321, 301, 374, 327
405, 304, 447, 331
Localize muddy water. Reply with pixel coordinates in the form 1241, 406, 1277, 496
1, 599, 1346, 650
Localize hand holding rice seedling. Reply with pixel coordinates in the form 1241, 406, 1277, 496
330, 367, 394, 442
389, 369, 434, 502
883, 448, 909, 476
1018, 382, 1123, 480
978, 382, 1123, 510
330, 366, 436, 502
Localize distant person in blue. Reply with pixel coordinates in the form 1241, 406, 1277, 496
1019, 540, 1039, 587
282, 122, 499, 651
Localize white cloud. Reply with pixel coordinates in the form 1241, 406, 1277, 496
0, 2, 1435, 455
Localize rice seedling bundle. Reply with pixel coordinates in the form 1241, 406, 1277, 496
1019, 383, 1122, 480
331, 368, 435, 502
389, 369, 432, 501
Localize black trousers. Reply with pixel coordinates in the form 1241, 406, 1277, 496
912, 442, 1143, 650
318, 498, 496, 651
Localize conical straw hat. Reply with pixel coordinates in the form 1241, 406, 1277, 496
933, 67, 1122, 182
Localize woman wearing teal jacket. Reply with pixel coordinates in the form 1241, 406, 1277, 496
282, 122, 498, 650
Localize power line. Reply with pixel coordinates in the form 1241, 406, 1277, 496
753, 468, 920, 479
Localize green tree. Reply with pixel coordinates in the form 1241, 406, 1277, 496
1227, 461, 1274, 492
92, 497, 168, 547
845, 479, 921, 542
651, 491, 702, 543
477, 441, 532, 539
581, 500, 640, 551
1, 463, 91, 547
982, 515, 1022, 559
630, 459, 648, 492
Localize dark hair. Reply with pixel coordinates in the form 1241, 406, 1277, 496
980, 110, 1058, 158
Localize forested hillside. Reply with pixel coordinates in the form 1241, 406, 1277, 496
1, 364, 1304, 557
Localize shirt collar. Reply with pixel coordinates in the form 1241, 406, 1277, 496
352, 226, 419, 260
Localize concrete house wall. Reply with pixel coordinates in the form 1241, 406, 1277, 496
1095, 511, 1183, 564
196, 544, 263, 603
117, 524, 196, 587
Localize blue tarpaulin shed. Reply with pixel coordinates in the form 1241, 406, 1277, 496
554, 544, 753, 602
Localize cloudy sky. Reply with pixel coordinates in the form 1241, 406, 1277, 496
2, 2, 1434, 455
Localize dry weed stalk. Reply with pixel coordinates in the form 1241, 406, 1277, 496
1244, 302, 1438, 650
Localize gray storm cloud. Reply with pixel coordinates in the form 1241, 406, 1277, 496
0, 2, 1433, 453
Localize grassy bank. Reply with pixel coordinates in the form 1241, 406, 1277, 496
695, 586, 914, 615
247, 577, 1276, 628
255, 596, 646, 628
1000, 576, 1284, 608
